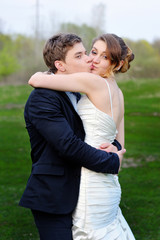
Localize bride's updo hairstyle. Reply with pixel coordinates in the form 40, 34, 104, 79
92, 34, 134, 78
111, 34, 134, 74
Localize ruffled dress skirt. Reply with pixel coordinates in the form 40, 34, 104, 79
72, 168, 135, 240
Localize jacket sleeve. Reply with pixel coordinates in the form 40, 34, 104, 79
28, 90, 120, 174
112, 139, 122, 151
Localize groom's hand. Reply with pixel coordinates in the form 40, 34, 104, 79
99, 142, 126, 170
99, 142, 118, 153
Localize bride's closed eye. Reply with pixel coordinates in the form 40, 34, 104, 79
91, 50, 97, 55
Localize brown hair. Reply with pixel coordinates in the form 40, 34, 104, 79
43, 33, 82, 73
111, 34, 134, 73
92, 33, 134, 77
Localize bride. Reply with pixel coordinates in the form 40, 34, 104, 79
29, 33, 135, 240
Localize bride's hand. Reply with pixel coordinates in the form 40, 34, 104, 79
117, 148, 126, 168
99, 142, 118, 153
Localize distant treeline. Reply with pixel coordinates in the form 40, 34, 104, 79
0, 23, 160, 84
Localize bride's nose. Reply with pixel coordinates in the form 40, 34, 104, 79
93, 56, 100, 64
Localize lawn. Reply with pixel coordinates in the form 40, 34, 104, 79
0, 79, 160, 240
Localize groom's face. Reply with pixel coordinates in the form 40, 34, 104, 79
63, 42, 92, 74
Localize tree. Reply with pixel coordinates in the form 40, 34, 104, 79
0, 34, 20, 79
90, 3, 106, 35
0, 18, 5, 34
125, 39, 160, 78
59, 23, 97, 52
152, 39, 160, 55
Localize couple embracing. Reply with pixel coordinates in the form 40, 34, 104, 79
19, 32, 135, 240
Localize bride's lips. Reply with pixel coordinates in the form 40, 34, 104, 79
90, 64, 96, 70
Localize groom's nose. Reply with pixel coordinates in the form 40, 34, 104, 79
86, 55, 93, 63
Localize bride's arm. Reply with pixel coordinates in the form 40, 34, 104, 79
116, 89, 125, 148
28, 72, 105, 95
116, 116, 124, 148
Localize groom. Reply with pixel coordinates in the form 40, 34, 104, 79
19, 33, 125, 240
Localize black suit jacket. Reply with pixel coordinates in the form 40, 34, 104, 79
19, 88, 120, 214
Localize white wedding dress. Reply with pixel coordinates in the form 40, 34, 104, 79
72, 81, 135, 240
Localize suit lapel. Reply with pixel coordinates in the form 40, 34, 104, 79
58, 91, 85, 139
58, 91, 80, 117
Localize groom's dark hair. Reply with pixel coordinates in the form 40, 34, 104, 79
43, 33, 82, 73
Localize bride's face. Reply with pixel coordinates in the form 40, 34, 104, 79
89, 40, 111, 76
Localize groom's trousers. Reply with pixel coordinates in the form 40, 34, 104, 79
31, 209, 73, 240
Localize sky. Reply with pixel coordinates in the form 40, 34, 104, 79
0, 0, 160, 43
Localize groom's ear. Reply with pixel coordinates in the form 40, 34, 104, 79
54, 60, 66, 72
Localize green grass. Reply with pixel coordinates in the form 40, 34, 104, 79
0, 79, 160, 239
0, 85, 39, 239
118, 78, 160, 239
